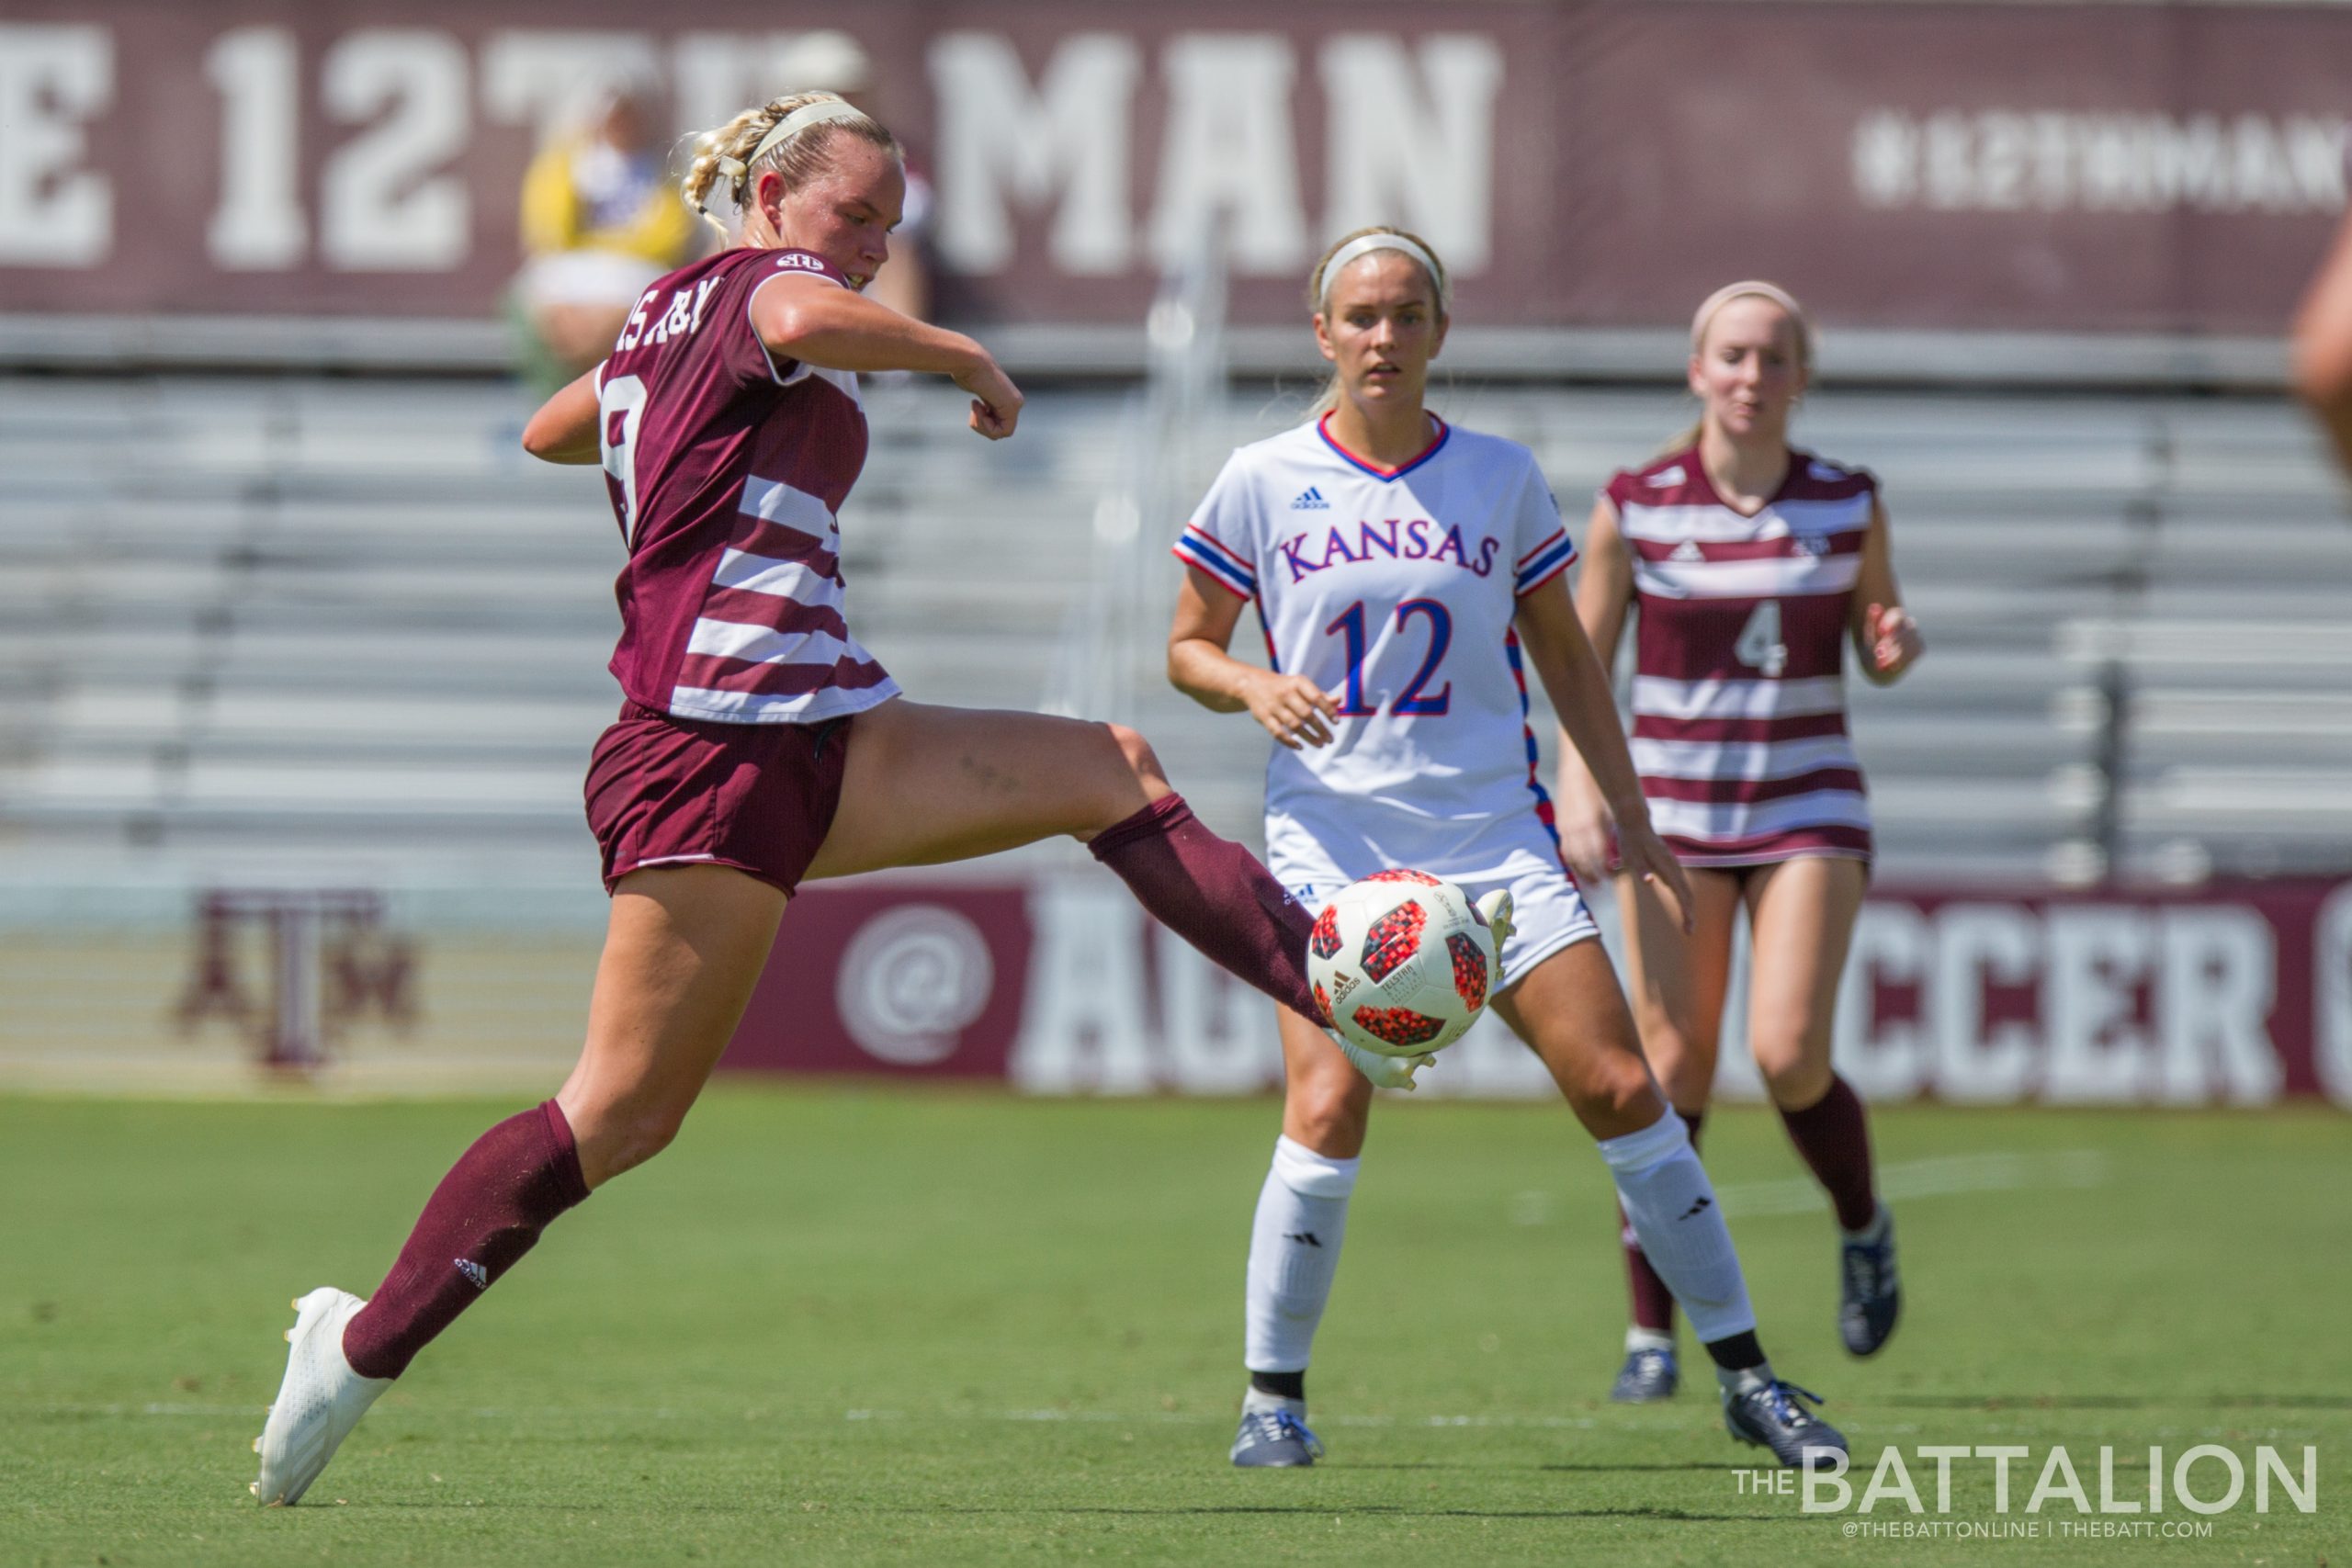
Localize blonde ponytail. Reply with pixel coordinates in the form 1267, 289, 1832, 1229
680, 91, 898, 237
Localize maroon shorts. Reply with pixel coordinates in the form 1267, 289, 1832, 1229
584, 700, 851, 896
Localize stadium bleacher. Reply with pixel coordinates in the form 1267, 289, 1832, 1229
0, 373, 2346, 898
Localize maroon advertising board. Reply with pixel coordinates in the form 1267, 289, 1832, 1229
4, 3, 2347, 334
723, 874, 2352, 1107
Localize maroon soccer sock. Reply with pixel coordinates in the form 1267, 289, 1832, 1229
342, 1100, 590, 1380
1775, 1073, 1879, 1232
1089, 794, 1322, 1023
1622, 1109, 1703, 1333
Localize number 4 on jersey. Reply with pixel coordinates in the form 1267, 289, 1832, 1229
1734, 600, 1788, 677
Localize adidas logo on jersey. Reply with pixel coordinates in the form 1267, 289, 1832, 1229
1291, 487, 1329, 510
1669, 540, 1705, 563
454, 1258, 489, 1290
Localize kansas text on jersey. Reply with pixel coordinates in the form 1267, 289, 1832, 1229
1176, 415, 1577, 884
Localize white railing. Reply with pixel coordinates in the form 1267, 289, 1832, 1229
1041, 230, 1228, 725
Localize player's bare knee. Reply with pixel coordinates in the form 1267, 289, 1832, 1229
1288, 1077, 1371, 1154
1641, 1008, 1715, 1073
1755, 1043, 1831, 1110
1104, 722, 1168, 792
1576, 1054, 1663, 1129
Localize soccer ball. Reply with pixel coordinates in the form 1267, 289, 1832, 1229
1306, 871, 1497, 1058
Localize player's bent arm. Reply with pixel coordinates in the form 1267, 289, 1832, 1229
1849, 499, 1925, 685
1168, 568, 1339, 750
752, 276, 1022, 439
1166, 569, 1252, 712
520, 370, 604, 465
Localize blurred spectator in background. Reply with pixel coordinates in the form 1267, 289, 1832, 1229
512, 77, 700, 393
2293, 212, 2352, 478
776, 29, 932, 323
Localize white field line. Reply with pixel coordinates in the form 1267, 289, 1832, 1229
1712, 1149, 2109, 1219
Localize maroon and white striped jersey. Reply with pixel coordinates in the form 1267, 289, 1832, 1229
1602, 446, 1875, 866
594, 245, 898, 724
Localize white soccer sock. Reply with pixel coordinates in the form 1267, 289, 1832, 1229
1243, 1135, 1358, 1374
1596, 1113, 1758, 1346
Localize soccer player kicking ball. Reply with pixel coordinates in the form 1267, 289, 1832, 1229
1561, 282, 1922, 1402
253, 93, 1413, 1506
1166, 228, 1846, 1471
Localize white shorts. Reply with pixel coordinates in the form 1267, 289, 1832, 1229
1276, 846, 1600, 998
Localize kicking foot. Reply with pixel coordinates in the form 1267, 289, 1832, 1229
1229, 1399, 1324, 1468
253, 1288, 390, 1506
1722, 1372, 1846, 1470
1610, 1344, 1679, 1404
1838, 1210, 1901, 1357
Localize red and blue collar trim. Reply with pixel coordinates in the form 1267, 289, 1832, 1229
1317, 412, 1450, 480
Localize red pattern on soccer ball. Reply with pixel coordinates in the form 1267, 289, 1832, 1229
1447, 933, 1488, 1012
1360, 901, 1428, 983
1363, 869, 1442, 886
1313, 980, 1333, 1025
1309, 905, 1342, 960
1351, 1004, 1447, 1048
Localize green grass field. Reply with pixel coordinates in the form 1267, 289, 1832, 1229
3, 1089, 2346, 1566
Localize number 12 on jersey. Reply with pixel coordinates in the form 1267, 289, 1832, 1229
1326, 599, 1453, 717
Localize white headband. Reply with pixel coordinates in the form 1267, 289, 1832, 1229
1691, 280, 1810, 358
1319, 232, 1448, 310
709, 98, 867, 209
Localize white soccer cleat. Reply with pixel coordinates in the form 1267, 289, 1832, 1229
1473, 890, 1515, 984
253, 1288, 390, 1506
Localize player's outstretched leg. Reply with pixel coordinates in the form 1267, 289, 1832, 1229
1747, 859, 1898, 1357
254, 865, 782, 1504
1496, 941, 1846, 1469
807, 703, 1328, 1027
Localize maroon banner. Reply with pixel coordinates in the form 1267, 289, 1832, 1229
727, 881, 1030, 1081
724, 874, 2352, 1106
4, 4, 2348, 335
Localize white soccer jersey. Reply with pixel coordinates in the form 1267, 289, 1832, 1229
1175, 415, 1578, 891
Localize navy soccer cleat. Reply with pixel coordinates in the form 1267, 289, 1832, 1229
1610, 1344, 1679, 1403
1838, 1212, 1901, 1357
1723, 1376, 1846, 1470
1229, 1404, 1325, 1468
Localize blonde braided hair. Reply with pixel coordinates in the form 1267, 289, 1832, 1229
680, 91, 899, 237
